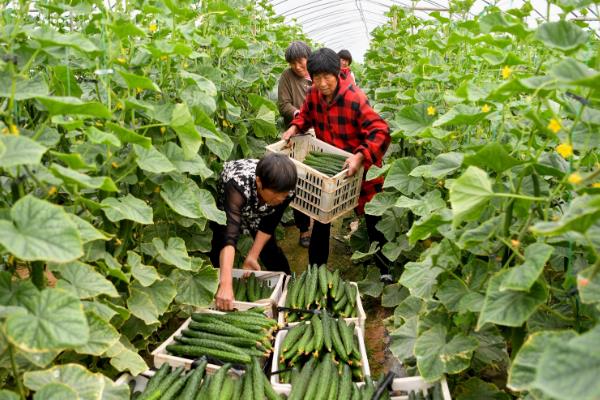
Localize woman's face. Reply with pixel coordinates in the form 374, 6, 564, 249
340, 58, 349, 68
313, 72, 338, 98
289, 57, 308, 78
259, 188, 289, 206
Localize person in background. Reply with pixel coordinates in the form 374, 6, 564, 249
338, 49, 356, 86
277, 41, 313, 248
282, 48, 392, 278
210, 153, 296, 310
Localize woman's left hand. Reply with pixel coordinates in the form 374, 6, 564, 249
345, 152, 365, 177
242, 256, 261, 272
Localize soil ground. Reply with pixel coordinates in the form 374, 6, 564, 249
278, 221, 402, 379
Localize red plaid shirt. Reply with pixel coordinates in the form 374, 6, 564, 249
291, 80, 390, 214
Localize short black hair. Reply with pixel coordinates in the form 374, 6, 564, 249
338, 49, 352, 65
285, 41, 311, 63
256, 153, 297, 193
307, 48, 340, 79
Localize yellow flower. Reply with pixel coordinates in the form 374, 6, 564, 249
160, 127, 166, 134
548, 118, 561, 134
95, 121, 103, 127
501, 65, 512, 79
592, 182, 600, 188
149, 23, 158, 33
511, 239, 520, 248
111, 162, 119, 168
136, 88, 143, 94
160, 55, 168, 61
116, 102, 123, 110
117, 56, 126, 64
481, 104, 491, 113
9, 124, 19, 135
568, 173, 583, 185
154, 186, 160, 193
48, 186, 57, 196
183, 62, 189, 68
427, 106, 436, 116
556, 143, 573, 158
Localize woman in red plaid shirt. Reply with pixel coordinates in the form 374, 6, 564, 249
282, 48, 392, 275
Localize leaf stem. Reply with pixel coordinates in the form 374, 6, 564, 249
493, 192, 548, 202
9, 344, 26, 400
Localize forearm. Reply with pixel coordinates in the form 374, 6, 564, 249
248, 231, 271, 261
219, 245, 236, 285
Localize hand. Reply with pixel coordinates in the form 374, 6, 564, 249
345, 152, 365, 177
282, 125, 299, 141
215, 282, 234, 311
242, 256, 261, 272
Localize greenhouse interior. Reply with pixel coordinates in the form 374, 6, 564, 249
0, 0, 599, 398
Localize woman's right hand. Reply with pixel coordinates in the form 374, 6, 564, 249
282, 125, 299, 141
215, 282, 234, 311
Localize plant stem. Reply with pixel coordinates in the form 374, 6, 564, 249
493, 192, 548, 202
9, 344, 26, 400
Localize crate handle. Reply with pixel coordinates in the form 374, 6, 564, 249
372, 372, 396, 400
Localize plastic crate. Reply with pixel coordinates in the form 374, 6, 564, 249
266, 134, 363, 224
277, 279, 366, 331
211, 268, 286, 316
151, 309, 274, 372
270, 323, 371, 395
390, 376, 452, 400
114, 370, 154, 395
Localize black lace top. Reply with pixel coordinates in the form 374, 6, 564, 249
216, 159, 293, 246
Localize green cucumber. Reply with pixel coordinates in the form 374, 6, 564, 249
251, 357, 263, 400
288, 357, 316, 400
218, 375, 235, 400
321, 311, 333, 352
311, 314, 324, 356
187, 321, 264, 342
177, 359, 207, 400
181, 329, 261, 348
140, 362, 170, 397
166, 344, 251, 364
318, 265, 329, 297
331, 319, 349, 362
338, 364, 352, 400
207, 363, 231, 400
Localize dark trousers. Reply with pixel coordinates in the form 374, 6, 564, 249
209, 223, 291, 275
308, 214, 390, 273
293, 209, 310, 233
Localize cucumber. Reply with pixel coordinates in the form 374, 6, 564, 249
141, 366, 184, 400
313, 355, 332, 400
241, 369, 253, 400
295, 272, 307, 309
282, 323, 308, 353
331, 318, 349, 362
232, 376, 243, 400
307, 268, 319, 307
188, 321, 264, 342
325, 361, 339, 400
431, 382, 443, 400
218, 375, 235, 400
251, 357, 263, 400
326, 269, 334, 289
318, 265, 329, 297
347, 283, 357, 307
340, 321, 354, 357
288, 357, 315, 400
181, 329, 261, 348
296, 322, 314, 355
362, 376, 375, 400
160, 371, 189, 400
311, 314, 324, 356
350, 383, 361, 400
304, 359, 323, 400
194, 374, 211, 400
174, 337, 251, 357
331, 270, 340, 299
321, 311, 333, 352
177, 359, 207, 400
334, 281, 346, 302
166, 344, 251, 364
140, 362, 170, 397
207, 363, 231, 400
338, 364, 352, 400
263, 373, 282, 400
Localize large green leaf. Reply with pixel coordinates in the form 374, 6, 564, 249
399, 258, 444, 300
50, 164, 118, 192
409, 152, 463, 179
36, 96, 111, 118
250, 105, 277, 137
395, 190, 445, 218
500, 243, 553, 292
169, 265, 218, 307
84, 127, 121, 147
101, 194, 154, 224
384, 157, 423, 194
0, 136, 47, 168
535, 21, 588, 52
170, 103, 203, 159
414, 325, 478, 382
432, 105, 486, 127
127, 279, 176, 324
24, 364, 117, 400
0, 74, 49, 100
0, 271, 38, 306
381, 283, 408, 308
49, 261, 118, 299
103, 339, 148, 376
530, 195, 600, 236
550, 58, 600, 90
106, 122, 152, 148
28, 27, 99, 52
50, 151, 95, 170
464, 143, 522, 173
0, 195, 82, 262
74, 312, 120, 356
118, 70, 161, 92
127, 251, 159, 287
577, 265, 600, 304
6, 288, 88, 351
407, 210, 452, 245
0, 390, 21, 399
357, 266, 384, 297
455, 377, 511, 400
152, 237, 191, 270
389, 316, 418, 360
393, 104, 434, 136
133, 144, 176, 174
160, 179, 208, 219
69, 214, 111, 243
477, 270, 548, 329
449, 166, 493, 225
364, 192, 398, 216
162, 142, 213, 179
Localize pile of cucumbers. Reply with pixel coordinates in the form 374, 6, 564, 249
284, 264, 358, 322
399, 383, 444, 400
166, 309, 276, 365
133, 357, 283, 400
233, 274, 274, 302
302, 151, 347, 177
277, 312, 363, 384
285, 357, 387, 400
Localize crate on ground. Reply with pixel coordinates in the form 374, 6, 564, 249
266, 133, 363, 224
151, 309, 274, 372
390, 376, 452, 400
270, 323, 371, 393
277, 279, 366, 331
114, 370, 154, 395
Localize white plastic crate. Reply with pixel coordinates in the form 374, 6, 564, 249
211, 268, 286, 316
114, 370, 154, 395
266, 134, 363, 224
277, 279, 366, 331
270, 323, 371, 394
151, 309, 274, 372
390, 376, 452, 400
